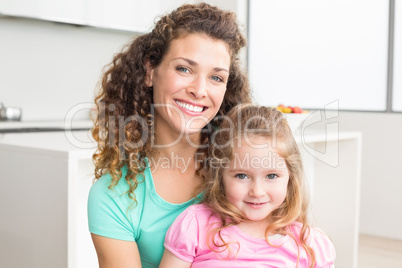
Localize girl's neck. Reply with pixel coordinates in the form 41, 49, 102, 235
237, 218, 273, 239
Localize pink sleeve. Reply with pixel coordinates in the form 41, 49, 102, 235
164, 205, 200, 263
310, 228, 336, 268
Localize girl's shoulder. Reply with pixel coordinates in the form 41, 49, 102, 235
288, 222, 336, 262
288, 222, 332, 243
164, 204, 221, 261
176, 203, 216, 222
287, 222, 331, 243
168, 204, 219, 233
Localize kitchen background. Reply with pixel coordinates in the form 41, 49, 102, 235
0, 0, 401, 267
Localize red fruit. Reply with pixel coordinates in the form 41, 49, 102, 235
293, 106, 303, 113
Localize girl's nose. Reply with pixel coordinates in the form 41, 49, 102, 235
187, 75, 207, 99
249, 181, 266, 198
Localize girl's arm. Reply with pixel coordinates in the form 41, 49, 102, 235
91, 234, 142, 268
159, 249, 191, 268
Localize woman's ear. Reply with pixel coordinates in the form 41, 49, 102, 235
145, 60, 154, 87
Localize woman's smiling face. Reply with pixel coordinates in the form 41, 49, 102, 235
146, 33, 230, 140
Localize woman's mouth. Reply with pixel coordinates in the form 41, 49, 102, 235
175, 100, 206, 113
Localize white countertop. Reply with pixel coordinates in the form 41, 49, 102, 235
294, 129, 361, 144
0, 119, 93, 129
0, 129, 96, 159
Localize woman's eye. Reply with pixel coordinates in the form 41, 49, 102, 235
211, 76, 223, 82
235, 174, 248, 180
177, 66, 190, 73
267, 174, 278, 180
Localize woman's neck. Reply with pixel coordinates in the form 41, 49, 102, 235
150, 131, 202, 173
147, 124, 205, 203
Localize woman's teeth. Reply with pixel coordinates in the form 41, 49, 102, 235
176, 101, 204, 113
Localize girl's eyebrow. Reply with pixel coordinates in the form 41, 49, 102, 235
227, 168, 248, 173
228, 167, 286, 173
173, 57, 229, 73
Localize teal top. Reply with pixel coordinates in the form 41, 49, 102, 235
87, 164, 201, 268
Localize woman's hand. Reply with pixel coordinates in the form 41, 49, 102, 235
91, 234, 142, 268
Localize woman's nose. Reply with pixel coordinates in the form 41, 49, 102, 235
187, 75, 207, 99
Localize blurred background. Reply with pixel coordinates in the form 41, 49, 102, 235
0, 0, 401, 267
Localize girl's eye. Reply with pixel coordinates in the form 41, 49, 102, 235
267, 174, 278, 180
235, 174, 248, 180
177, 66, 190, 73
211, 76, 223, 82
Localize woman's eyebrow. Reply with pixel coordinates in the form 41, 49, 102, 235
214, 67, 229, 73
174, 57, 197, 66
174, 57, 229, 73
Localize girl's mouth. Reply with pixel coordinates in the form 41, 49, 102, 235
245, 202, 267, 208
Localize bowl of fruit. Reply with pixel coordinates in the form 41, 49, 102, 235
275, 104, 310, 133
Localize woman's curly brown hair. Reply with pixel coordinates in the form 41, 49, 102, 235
91, 2, 251, 202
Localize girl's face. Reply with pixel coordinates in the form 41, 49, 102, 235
146, 33, 230, 139
222, 135, 290, 223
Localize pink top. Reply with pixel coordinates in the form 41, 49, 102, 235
164, 204, 335, 267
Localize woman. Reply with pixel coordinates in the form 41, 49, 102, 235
87, 3, 251, 267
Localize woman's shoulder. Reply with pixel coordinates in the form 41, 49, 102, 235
90, 166, 145, 195
88, 165, 150, 213
88, 165, 150, 241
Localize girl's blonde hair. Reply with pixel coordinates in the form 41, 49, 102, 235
203, 104, 316, 267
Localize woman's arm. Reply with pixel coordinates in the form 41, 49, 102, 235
159, 249, 191, 268
91, 234, 142, 268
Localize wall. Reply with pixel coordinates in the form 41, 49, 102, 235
0, 16, 135, 120
339, 111, 402, 240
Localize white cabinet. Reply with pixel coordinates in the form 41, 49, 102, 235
0, 0, 40, 18
0, 0, 87, 25
97, 0, 247, 32
297, 130, 362, 268
0, 131, 98, 268
88, 0, 193, 33
0, 0, 247, 33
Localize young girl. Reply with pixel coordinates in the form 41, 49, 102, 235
159, 104, 336, 268
87, 2, 251, 268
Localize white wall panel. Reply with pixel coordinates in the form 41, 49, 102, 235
393, 0, 402, 111
248, 0, 389, 111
